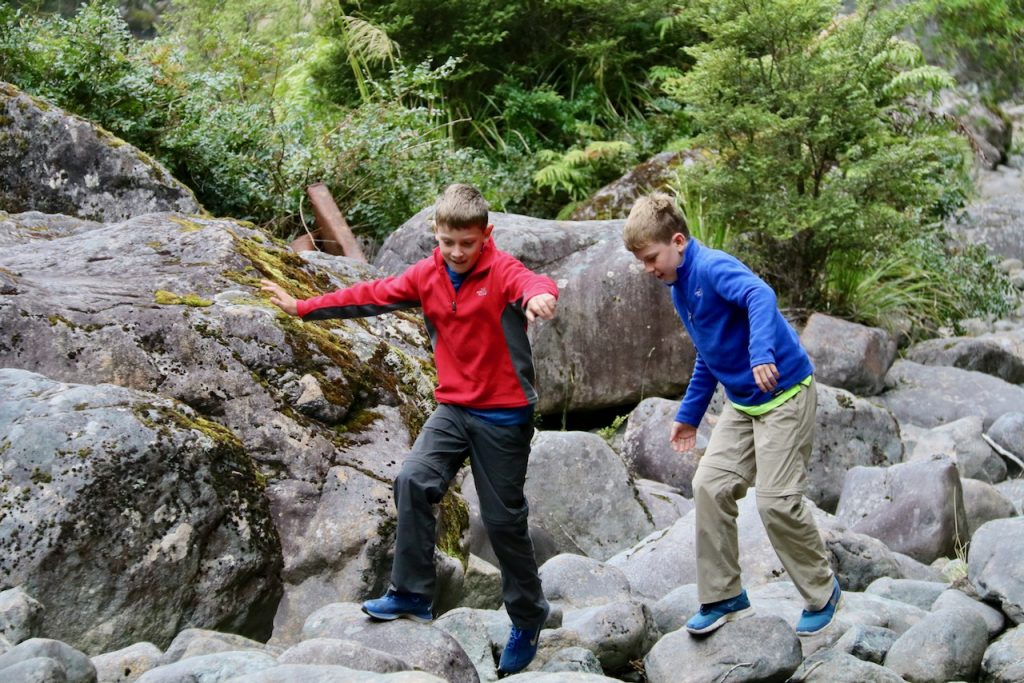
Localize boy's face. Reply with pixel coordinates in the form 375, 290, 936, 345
633, 233, 687, 284
435, 222, 493, 274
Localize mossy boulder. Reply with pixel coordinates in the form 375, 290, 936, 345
0, 211, 439, 648
0, 368, 281, 654
0, 81, 201, 221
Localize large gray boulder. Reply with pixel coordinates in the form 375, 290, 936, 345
374, 209, 695, 415
0, 212, 438, 649
876, 360, 1024, 428
0, 370, 281, 654
620, 397, 707, 496
906, 336, 1024, 384
301, 603, 479, 683
969, 517, 1024, 624
884, 606, 989, 683
538, 555, 632, 610
800, 314, 896, 396
643, 616, 802, 683
982, 623, 1024, 683
908, 416, 1006, 484
960, 478, 1018, 536
558, 599, 658, 674
834, 458, 967, 564
948, 193, 1024, 262
0, 587, 44, 646
523, 431, 655, 561
789, 649, 905, 682
0, 638, 96, 683
810, 384, 904, 513
568, 151, 698, 221
0, 82, 200, 222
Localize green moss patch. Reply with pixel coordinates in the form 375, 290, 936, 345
154, 290, 213, 307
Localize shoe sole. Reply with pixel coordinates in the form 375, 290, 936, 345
686, 606, 754, 635
795, 593, 844, 636
361, 606, 433, 623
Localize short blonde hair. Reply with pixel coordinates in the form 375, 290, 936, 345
623, 192, 689, 252
434, 183, 489, 231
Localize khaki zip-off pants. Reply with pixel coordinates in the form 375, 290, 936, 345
692, 379, 835, 610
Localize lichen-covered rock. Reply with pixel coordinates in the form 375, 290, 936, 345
568, 151, 700, 221
0, 82, 200, 221
0, 212, 438, 650
0, 369, 282, 654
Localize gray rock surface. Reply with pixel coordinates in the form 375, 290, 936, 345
789, 649, 905, 682
835, 458, 967, 563
811, 384, 904, 512
522, 431, 655, 561
89, 642, 162, 683
877, 360, 1024, 429
0, 82, 200, 221
0, 656, 70, 683
906, 336, 1024, 384
909, 416, 1006, 484
0, 370, 281, 654
0, 211, 437, 649
801, 314, 896, 396
884, 606, 989, 683
864, 578, 948, 612
982, 623, 1024, 683
568, 151, 697, 221
961, 477, 1018, 536
558, 599, 657, 673
832, 623, 898, 664
634, 479, 694, 530
133, 651, 278, 683
644, 616, 802, 683
301, 602, 479, 683
277, 637, 410, 672
620, 397, 705, 496
539, 555, 632, 610
0, 638, 96, 683
969, 517, 1024, 624
0, 587, 44, 646
932, 588, 1007, 638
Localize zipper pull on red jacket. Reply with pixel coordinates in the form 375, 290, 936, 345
451, 300, 456, 312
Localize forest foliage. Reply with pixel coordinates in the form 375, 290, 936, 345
0, 0, 1018, 336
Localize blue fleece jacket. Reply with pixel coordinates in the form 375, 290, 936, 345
671, 240, 813, 427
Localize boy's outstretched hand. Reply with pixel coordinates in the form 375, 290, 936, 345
525, 293, 557, 322
260, 279, 299, 316
670, 421, 697, 453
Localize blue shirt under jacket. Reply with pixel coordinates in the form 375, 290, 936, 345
670, 240, 814, 427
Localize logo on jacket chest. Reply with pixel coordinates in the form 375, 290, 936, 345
475, 287, 488, 297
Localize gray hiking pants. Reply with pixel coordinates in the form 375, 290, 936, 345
391, 404, 548, 627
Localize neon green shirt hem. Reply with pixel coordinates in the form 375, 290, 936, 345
731, 374, 813, 416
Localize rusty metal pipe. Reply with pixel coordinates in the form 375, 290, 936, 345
306, 183, 366, 262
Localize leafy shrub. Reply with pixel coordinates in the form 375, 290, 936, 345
661, 0, 1007, 331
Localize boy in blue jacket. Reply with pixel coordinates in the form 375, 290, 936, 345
623, 193, 841, 636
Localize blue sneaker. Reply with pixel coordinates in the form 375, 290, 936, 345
361, 589, 433, 622
498, 605, 550, 675
795, 577, 842, 635
685, 589, 753, 634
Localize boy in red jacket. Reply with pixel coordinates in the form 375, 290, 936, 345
261, 184, 557, 674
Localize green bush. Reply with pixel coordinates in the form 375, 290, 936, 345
661, 0, 1010, 333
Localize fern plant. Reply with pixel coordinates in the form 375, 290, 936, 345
533, 140, 635, 201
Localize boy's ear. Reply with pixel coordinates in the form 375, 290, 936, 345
672, 232, 687, 250
483, 223, 494, 239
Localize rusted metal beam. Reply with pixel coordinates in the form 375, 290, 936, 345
305, 183, 366, 262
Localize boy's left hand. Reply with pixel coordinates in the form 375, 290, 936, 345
525, 293, 557, 321
753, 363, 780, 393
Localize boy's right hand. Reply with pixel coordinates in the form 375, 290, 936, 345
260, 279, 299, 316
669, 421, 697, 453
